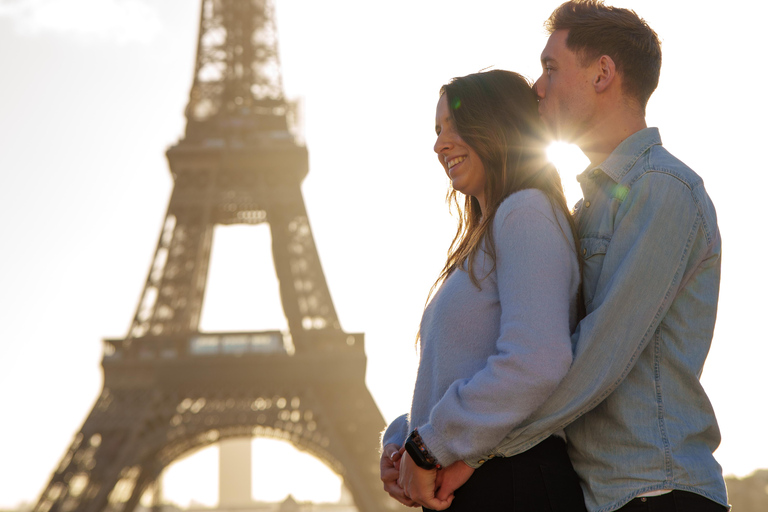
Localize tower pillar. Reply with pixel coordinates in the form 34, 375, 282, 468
219, 439, 253, 508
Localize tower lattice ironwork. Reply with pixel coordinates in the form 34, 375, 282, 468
33, 1, 394, 511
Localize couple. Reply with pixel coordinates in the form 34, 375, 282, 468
380, 1, 729, 512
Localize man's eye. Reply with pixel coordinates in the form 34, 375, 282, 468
545, 66, 554, 75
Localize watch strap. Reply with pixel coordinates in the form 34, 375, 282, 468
404, 428, 442, 470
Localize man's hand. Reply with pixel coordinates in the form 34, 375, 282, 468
380, 443, 418, 507
398, 451, 454, 510
435, 460, 475, 502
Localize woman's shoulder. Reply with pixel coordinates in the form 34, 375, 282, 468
495, 188, 555, 221
493, 189, 574, 245
492, 189, 577, 258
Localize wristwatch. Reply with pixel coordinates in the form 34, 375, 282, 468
404, 429, 442, 470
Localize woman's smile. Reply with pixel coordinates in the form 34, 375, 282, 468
446, 155, 467, 172
434, 94, 486, 208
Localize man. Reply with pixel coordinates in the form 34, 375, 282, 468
382, 1, 729, 511
520, 2, 729, 510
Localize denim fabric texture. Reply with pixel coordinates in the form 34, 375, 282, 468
616, 490, 728, 511
466, 129, 728, 512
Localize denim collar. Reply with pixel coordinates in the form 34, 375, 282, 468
579, 127, 663, 184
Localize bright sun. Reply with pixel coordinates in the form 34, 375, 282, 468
547, 142, 590, 207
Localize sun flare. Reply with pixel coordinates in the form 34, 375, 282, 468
547, 142, 589, 208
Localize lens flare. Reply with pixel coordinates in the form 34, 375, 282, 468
612, 184, 629, 201
547, 142, 589, 207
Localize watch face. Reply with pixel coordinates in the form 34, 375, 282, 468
405, 437, 436, 470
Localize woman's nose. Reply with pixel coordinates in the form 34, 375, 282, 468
434, 132, 452, 154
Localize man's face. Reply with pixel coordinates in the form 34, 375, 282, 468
534, 29, 596, 142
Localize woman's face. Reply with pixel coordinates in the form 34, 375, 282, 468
434, 94, 486, 211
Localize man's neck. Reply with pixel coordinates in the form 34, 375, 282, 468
579, 112, 648, 168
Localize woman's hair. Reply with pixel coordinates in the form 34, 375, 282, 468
433, 69, 581, 297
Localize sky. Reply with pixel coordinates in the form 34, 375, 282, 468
0, 0, 767, 508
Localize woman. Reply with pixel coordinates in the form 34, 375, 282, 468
379, 70, 586, 511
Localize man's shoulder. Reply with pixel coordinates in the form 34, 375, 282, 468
627, 142, 719, 244
630, 143, 703, 191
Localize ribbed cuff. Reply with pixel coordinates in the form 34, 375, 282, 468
418, 423, 492, 469
416, 423, 456, 467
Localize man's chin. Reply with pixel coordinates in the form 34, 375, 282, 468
540, 118, 564, 141
544, 123, 578, 144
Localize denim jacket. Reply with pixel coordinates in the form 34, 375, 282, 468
470, 128, 728, 512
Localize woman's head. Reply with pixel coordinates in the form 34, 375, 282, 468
434, 93, 488, 210
432, 69, 578, 293
435, 70, 551, 216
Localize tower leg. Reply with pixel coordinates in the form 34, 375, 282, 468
219, 438, 253, 507
151, 476, 163, 512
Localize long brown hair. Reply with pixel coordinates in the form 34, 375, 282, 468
432, 69, 581, 297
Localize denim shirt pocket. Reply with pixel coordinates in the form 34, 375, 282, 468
580, 237, 610, 308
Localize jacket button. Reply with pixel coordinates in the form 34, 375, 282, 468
583, 248, 587, 256
585, 201, 591, 208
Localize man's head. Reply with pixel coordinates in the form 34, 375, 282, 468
546, 0, 661, 110
534, 1, 661, 142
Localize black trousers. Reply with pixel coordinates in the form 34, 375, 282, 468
424, 436, 586, 512
617, 491, 728, 511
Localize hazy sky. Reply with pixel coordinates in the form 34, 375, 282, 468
1, 0, 766, 507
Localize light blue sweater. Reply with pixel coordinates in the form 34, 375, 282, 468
382, 189, 580, 467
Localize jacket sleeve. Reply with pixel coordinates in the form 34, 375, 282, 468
471, 171, 713, 462
416, 197, 578, 467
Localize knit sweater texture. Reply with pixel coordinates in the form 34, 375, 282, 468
382, 189, 580, 467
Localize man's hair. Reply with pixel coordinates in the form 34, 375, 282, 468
546, 0, 661, 112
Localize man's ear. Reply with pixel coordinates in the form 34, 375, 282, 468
593, 55, 616, 93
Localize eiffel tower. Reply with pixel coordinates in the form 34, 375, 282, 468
32, 1, 392, 511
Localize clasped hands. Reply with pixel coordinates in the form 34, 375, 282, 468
380, 443, 475, 509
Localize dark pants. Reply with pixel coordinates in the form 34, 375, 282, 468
617, 491, 728, 511
424, 436, 586, 512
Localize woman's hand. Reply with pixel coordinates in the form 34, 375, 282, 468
380, 443, 418, 507
397, 451, 454, 510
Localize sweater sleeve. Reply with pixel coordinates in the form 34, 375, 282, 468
381, 413, 409, 450
416, 193, 578, 467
